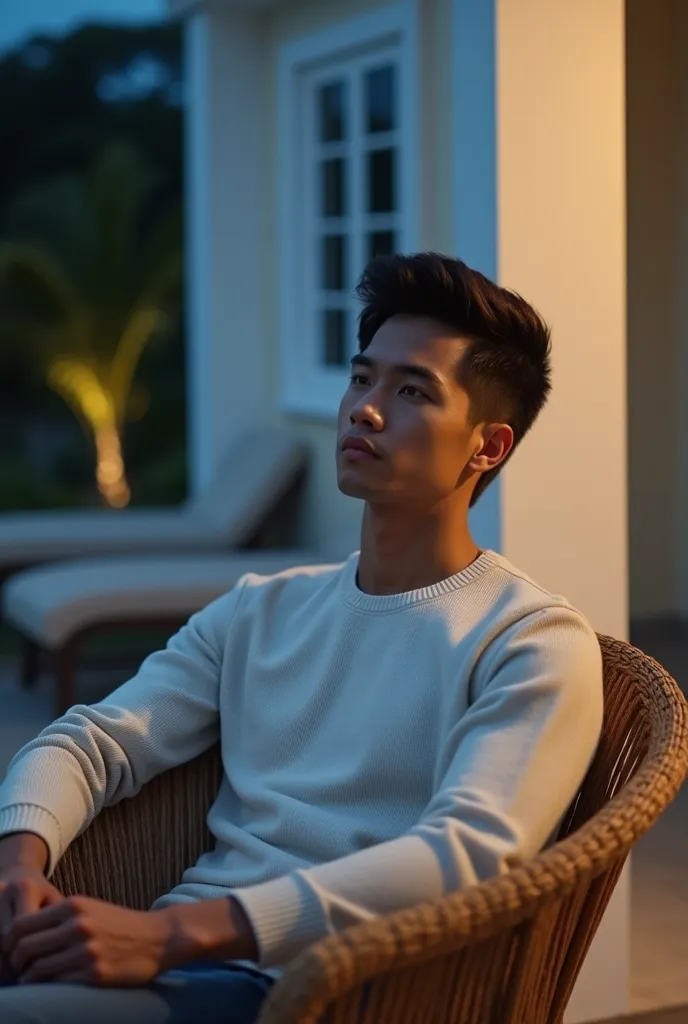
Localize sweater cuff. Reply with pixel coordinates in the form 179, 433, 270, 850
0, 804, 63, 876
231, 872, 327, 970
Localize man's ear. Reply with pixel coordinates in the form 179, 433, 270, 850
469, 423, 514, 473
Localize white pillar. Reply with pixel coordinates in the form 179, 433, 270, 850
452, 0, 501, 552
496, 1, 629, 1021
184, 8, 270, 496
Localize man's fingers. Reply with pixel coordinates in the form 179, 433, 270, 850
0, 949, 14, 981
0, 886, 17, 958
8, 895, 72, 943
12, 881, 44, 919
41, 885, 64, 908
0, 875, 64, 978
1, 881, 48, 952
0, 881, 16, 912
2, 887, 68, 974
0, 889, 13, 929
9, 921, 74, 977
17, 940, 86, 985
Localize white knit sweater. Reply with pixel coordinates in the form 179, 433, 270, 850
0, 550, 603, 971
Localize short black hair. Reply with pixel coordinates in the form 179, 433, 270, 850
356, 252, 552, 505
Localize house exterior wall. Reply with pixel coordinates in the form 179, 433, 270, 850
183, 3, 630, 1014
184, 10, 277, 496
498, 0, 627, 643
183, 0, 499, 556
626, 0, 688, 621
675, 4, 688, 616
496, 1, 628, 1018
549, 0, 688, 623
627, 0, 681, 620
262, 0, 458, 552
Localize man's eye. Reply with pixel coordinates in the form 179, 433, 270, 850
350, 374, 368, 386
400, 385, 425, 399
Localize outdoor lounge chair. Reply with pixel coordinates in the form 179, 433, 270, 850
0, 426, 309, 579
0, 424, 327, 714
1, 545, 354, 716
48, 635, 688, 1023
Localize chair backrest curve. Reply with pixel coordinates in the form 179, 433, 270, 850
255, 634, 688, 1024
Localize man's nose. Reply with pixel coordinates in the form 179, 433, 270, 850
349, 402, 383, 429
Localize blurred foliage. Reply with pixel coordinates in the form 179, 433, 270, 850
0, 141, 183, 507
0, 21, 186, 510
0, 456, 78, 511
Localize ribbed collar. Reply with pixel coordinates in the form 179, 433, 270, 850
340, 549, 499, 614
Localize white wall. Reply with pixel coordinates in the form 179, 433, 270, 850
452, 0, 501, 552
496, 0, 628, 1020
185, 9, 276, 497
186, 0, 634, 1017
497, 0, 627, 641
264, 0, 459, 552
263, 0, 387, 551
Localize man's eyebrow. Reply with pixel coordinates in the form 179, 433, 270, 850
350, 353, 447, 390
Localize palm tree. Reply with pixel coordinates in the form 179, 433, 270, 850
0, 142, 182, 507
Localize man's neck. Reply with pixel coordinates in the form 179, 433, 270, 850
355, 503, 481, 597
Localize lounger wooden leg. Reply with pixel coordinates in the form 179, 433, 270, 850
55, 641, 78, 717
21, 638, 41, 688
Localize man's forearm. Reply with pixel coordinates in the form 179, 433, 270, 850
157, 896, 259, 970
0, 833, 49, 874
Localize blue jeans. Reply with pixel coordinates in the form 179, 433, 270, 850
0, 960, 273, 1023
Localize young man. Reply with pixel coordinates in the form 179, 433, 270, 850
0, 254, 603, 1023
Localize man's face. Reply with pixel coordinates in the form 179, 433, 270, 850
336, 315, 481, 506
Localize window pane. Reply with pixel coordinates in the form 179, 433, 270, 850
365, 65, 396, 134
368, 231, 396, 261
321, 159, 346, 217
321, 235, 347, 290
321, 309, 348, 367
367, 148, 396, 213
319, 82, 347, 142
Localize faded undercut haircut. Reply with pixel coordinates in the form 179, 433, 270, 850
356, 252, 552, 505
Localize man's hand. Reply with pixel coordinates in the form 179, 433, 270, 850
3, 896, 173, 987
0, 866, 64, 980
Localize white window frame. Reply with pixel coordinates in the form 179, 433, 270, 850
277, 1, 420, 421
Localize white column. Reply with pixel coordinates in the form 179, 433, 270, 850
452, 0, 501, 552
184, 8, 269, 496
496, 1, 628, 1021
454, 0, 629, 1020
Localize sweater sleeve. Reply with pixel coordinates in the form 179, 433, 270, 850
231, 605, 604, 970
0, 581, 247, 876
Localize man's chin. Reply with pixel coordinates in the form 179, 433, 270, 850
336, 471, 374, 500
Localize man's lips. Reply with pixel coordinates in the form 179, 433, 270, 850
342, 447, 378, 463
340, 436, 381, 459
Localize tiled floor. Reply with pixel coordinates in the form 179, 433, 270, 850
599, 1008, 688, 1024
0, 629, 685, 1018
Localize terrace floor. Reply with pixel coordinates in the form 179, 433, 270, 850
0, 622, 685, 1019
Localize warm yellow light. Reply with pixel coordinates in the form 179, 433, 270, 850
47, 359, 132, 508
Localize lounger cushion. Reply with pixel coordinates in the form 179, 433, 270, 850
2, 551, 339, 649
0, 510, 219, 567
0, 427, 309, 569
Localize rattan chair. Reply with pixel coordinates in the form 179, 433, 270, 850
51, 635, 688, 1023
